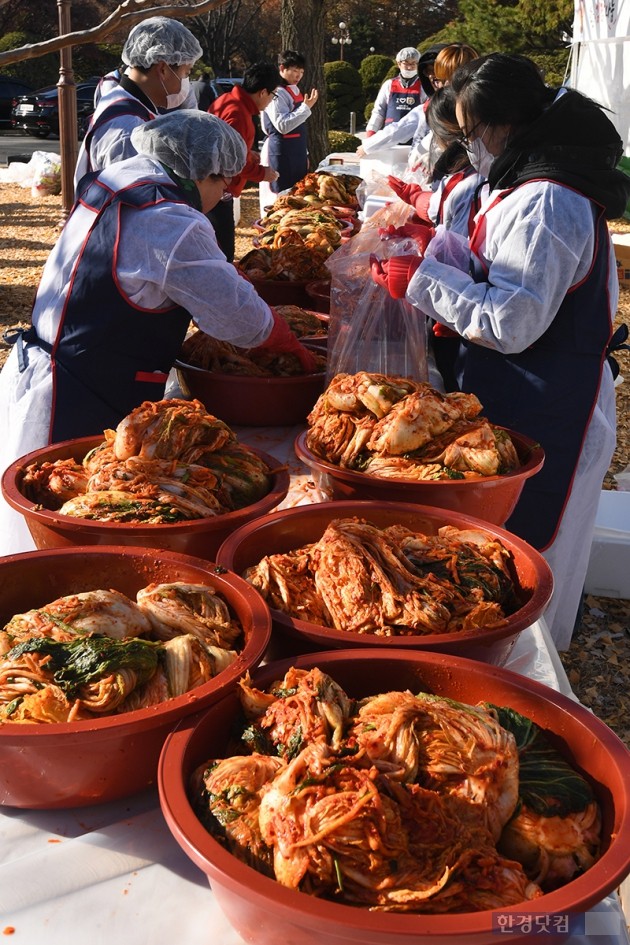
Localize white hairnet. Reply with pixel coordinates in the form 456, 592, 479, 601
122, 16, 202, 68
396, 47, 420, 63
130, 110, 247, 179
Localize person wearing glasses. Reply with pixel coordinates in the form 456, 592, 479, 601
260, 50, 319, 199
0, 111, 316, 556
208, 61, 281, 261
370, 52, 630, 651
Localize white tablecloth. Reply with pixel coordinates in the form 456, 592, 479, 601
1, 424, 628, 944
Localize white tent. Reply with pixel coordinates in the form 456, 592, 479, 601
569, 0, 630, 156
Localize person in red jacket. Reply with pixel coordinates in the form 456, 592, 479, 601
208, 61, 281, 260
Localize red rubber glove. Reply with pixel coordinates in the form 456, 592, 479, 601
365, 130, 376, 138
378, 222, 435, 255
370, 255, 422, 300
387, 176, 434, 222
432, 322, 459, 338
387, 175, 424, 206
412, 189, 433, 223
255, 308, 319, 372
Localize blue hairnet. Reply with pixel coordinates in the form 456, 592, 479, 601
130, 110, 247, 179
122, 16, 202, 68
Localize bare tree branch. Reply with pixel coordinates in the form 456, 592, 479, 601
0, 0, 228, 67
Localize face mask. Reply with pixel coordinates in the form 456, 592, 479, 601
399, 67, 417, 79
163, 66, 190, 109
464, 129, 495, 178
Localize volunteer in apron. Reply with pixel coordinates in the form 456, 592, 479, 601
0, 111, 316, 557
74, 16, 202, 194
365, 47, 426, 138
370, 53, 630, 650
260, 50, 318, 198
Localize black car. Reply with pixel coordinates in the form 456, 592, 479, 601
11, 80, 99, 138
0, 76, 33, 129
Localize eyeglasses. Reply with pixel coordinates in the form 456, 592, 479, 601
459, 120, 486, 147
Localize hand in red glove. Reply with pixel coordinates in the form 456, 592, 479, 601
256, 308, 319, 373
370, 254, 422, 300
387, 175, 424, 205
432, 322, 459, 338
378, 222, 435, 255
365, 130, 376, 138
387, 177, 433, 222
411, 189, 433, 223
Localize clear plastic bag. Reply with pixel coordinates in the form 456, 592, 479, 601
30, 151, 62, 197
325, 202, 428, 383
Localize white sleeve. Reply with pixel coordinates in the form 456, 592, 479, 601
117, 203, 274, 349
264, 88, 311, 134
406, 183, 598, 354
89, 113, 147, 172
366, 80, 392, 133
362, 106, 422, 152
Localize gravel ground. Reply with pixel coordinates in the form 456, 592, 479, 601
1, 181, 630, 746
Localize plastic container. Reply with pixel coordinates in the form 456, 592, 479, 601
0, 545, 271, 808
359, 145, 411, 182
585, 490, 630, 598
247, 277, 313, 307
159, 648, 630, 945
305, 279, 331, 314
2, 436, 289, 560
215, 500, 553, 665
175, 360, 326, 427
295, 429, 544, 527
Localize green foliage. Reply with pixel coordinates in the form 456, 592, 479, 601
327, 130, 361, 153
0, 31, 58, 87
324, 60, 365, 132
528, 50, 570, 87
72, 44, 122, 82
364, 100, 375, 123
0, 31, 120, 86
422, 0, 573, 62
359, 54, 395, 101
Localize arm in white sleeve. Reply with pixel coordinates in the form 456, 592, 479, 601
117, 203, 274, 349
362, 106, 422, 153
405, 183, 597, 354
264, 88, 311, 134
88, 114, 147, 172
366, 80, 392, 133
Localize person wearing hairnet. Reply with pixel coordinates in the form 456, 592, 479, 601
370, 53, 630, 651
74, 16, 202, 192
0, 111, 317, 557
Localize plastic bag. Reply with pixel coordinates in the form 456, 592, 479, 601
325, 201, 428, 383
30, 151, 62, 197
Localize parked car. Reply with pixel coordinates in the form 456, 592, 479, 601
0, 76, 33, 129
11, 79, 99, 138
208, 76, 243, 105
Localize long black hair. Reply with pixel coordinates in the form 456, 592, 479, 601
450, 53, 555, 135
426, 86, 470, 180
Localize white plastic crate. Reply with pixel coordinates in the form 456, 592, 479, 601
584, 490, 630, 598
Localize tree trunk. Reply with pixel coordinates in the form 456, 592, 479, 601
280, 0, 329, 167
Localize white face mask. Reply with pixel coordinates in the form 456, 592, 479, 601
163, 66, 190, 109
399, 67, 418, 79
464, 127, 495, 178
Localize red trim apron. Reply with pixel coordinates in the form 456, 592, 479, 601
461, 182, 613, 549
262, 86, 308, 193
46, 177, 192, 443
